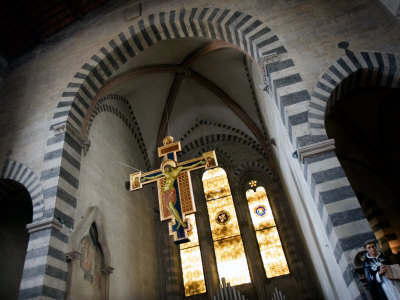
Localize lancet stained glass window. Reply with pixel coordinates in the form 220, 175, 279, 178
179, 214, 206, 296
246, 185, 289, 277
202, 168, 251, 286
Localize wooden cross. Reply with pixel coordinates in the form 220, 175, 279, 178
129, 136, 218, 244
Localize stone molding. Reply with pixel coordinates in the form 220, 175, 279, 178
297, 139, 335, 163
260, 52, 280, 93
26, 218, 63, 233
54, 122, 90, 151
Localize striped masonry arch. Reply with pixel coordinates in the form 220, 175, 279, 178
88, 93, 151, 170
1, 159, 44, 221
179, 119, 256, 145
299, 50, 400, 298
179, 133, 266, 159
0, 160, 53, 299
309, 51, 400, 137
33, 7, 321, 299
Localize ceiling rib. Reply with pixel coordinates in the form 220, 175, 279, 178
155, 41, 246, 166
186, 70, 276, 171
81, 44, 274, 171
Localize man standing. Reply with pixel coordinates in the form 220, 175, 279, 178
364, 240, 400, 300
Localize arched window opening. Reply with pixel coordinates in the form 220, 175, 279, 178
179, 214, 206, 296
246, 184, 289, 277
202, 167, 251, 286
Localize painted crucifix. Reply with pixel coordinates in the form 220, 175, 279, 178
129, 136, 218, 244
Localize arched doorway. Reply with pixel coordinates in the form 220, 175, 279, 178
326, 86, 400, 258
0, 179, 32, 300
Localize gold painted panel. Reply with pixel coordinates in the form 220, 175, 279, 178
202, 168, 231, 200
213, 236, 251, 286
206, 196, 240, 241
177, 171, 195, 214
180, 246, 206, 296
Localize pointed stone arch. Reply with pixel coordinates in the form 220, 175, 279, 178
36, 7, 314, 298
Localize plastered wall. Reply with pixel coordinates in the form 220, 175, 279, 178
77, 103, 159, 299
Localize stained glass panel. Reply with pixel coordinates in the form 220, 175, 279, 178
214, 236, 251, 286
246, 188, 275, 230
246, 186, 289, 278
256, 229, 290, 277
202, 168, 251, 286
202, 168, 231, 200
206, 196, 240, 240
179, 214, 206, 296
181, 246, 206, 296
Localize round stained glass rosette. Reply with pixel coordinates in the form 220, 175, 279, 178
254, 205, 266, 217
215, 210, 230, 225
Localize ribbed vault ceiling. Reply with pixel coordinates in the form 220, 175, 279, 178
104, 38, 269, 167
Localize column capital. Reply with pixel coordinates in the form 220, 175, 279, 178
297, 139, 335, 163
26, 218, 63, 233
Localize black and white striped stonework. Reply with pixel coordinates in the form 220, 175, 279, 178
232, 161, 273, 183
179, 119, 255, 145
36, 7, 354, 299
180, 134, 266, 158
300, 51, 400, 299
195, 146, 234, 165
0, 160, 67, 299
88, 93, 151, 170
1, 160, 44, 222
309, 51, 400, 138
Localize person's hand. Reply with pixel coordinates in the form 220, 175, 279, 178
379, 265, 387, 275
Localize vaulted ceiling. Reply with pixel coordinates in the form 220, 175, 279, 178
100, 38, 270, 167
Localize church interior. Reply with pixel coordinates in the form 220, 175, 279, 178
0, 0, 399, 299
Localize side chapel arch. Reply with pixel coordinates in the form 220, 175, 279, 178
297, 49, 400, 297
312, 50, 400, 251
